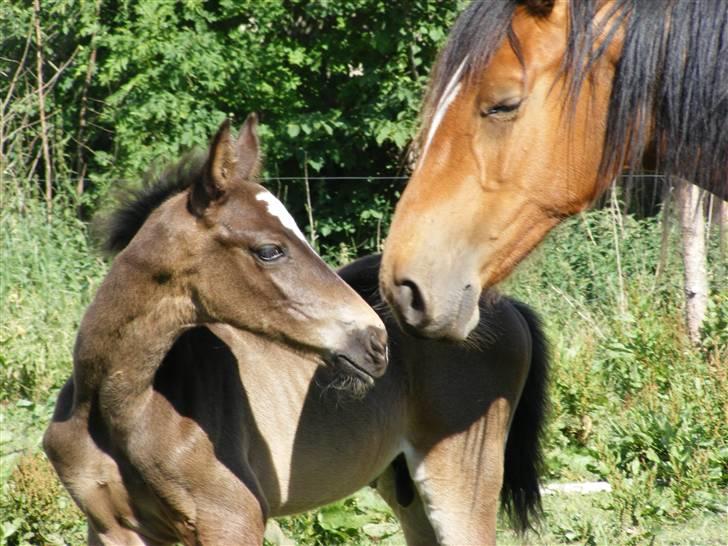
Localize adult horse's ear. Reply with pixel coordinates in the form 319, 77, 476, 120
235, 113, 261, 181
190, 119, 235, 216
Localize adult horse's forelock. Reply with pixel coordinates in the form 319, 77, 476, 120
418, 0, 518, 149
420, 0, 569, 152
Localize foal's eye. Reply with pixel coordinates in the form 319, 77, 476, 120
481, 99, 522, 118
255, 244, 285, 262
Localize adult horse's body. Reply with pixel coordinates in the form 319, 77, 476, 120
380, 0, 727, 340
44, 119, 548, 545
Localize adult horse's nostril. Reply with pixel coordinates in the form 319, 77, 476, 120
393, 278, 429, 327
401, 279, 426, 313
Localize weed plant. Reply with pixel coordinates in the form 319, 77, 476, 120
503, 208, 727, 544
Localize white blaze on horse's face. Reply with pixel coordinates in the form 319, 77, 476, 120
421, 57, 469, 161
255, 190, 307, 243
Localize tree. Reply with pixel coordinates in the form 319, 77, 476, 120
675, 179, 709, 344
2, 0, 463, 257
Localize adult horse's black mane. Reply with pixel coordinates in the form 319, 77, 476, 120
424, 0, 727, 198
102, 152, 206, 254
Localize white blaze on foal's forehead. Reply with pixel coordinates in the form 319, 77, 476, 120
255, 190, 307, 242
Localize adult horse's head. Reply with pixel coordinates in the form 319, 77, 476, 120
381, 0, 727, 340
107, 116, 388, 383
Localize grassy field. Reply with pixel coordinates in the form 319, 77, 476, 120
1, 188, 726, 545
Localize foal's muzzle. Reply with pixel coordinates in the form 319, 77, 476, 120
329, 325, 388, 383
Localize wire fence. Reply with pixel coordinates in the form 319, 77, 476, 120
35, 173, 672, 184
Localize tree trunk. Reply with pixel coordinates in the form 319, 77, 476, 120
32, 0, 53, 217
675, 179, 708, 344
720, 199, 728, 260
75, 0, 103, 204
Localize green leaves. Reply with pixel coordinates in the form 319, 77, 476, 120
3, 0, 460, 201
287, 123, 301, 138
311, 489, 400, 542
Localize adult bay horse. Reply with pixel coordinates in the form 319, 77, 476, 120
44, 118, 548, 545
380, 0, 727, 340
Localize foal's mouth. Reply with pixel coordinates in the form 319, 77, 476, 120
331, 354, 376, 386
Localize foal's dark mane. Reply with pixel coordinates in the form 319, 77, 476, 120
102, 152, 206, 254
423, 0, 727, 197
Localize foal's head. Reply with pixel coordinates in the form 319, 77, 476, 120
107, 116, 388, 382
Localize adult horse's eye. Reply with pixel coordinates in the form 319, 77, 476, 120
255, 244, 285, 262
481, 99, 522, 118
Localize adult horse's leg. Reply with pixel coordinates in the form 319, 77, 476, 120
404, 404, 511, 545
375, 457, 439, 546
400, 299, 534, 545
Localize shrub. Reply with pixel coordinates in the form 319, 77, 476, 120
0, 453, 86, 545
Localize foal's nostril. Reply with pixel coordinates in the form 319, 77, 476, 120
366, 326, 386, 353
359, 325, 388, 377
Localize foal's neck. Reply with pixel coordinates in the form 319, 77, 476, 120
73, 248, 196, 430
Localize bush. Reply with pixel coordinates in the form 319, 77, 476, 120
504, 205, 728, 542
0, 453, 86, 545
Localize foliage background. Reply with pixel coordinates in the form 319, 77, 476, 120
1, 1, 726, 545
2, 0, 461, 259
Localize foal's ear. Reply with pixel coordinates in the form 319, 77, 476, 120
190, 115, 262, 215
235, 113, 261, 181
190, 119, 235, 215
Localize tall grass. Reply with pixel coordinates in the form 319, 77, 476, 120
503, 207, 728, 542
0, 186, 107, 400
0, 186, 725, 545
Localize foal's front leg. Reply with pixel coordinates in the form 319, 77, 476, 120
122, 418, 268, 546
404, 397, 512, 546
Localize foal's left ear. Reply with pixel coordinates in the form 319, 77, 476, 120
190, 115, 261, 216
235, 113, 261, 181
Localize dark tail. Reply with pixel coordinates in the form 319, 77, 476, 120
500, 300, 550, 533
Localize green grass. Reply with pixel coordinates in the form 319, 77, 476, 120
497, 491, 728, 546
0, 195, 107, 401
1, 190, 726, 545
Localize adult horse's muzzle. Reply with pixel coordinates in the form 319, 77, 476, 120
327, 324, 388, 384
385, 276, 480, 341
